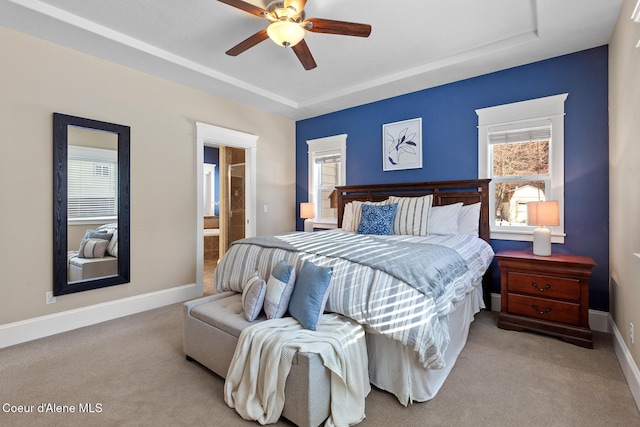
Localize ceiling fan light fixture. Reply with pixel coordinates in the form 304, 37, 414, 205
267, 20, 305, 47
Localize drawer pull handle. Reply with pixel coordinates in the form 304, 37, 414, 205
531, 282, 551, 292
532, 305, 551, 315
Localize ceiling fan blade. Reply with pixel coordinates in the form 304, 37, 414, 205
284, 0, 307, 14
292, 39, 317, 70
217, 0, 268, 17
225, 29, 269, 56
304, 18, 371, 37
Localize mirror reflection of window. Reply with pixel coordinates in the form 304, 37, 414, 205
68, 145, 118, 221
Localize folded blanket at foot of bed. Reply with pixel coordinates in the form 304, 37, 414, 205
224, 313, 370, 427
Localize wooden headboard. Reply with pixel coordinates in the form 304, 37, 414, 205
335, 179, 491, 244
334, 179, 492, 308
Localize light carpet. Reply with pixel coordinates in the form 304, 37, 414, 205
1, 303, 638, 426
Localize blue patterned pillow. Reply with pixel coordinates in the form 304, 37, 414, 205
357, 203, 398, 235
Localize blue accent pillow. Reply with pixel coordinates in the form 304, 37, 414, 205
264, 260, 296, 319
357, 203, 398, 235
289, 261, 333, 331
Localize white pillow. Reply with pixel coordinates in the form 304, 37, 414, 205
458, 202, 482, 236
77, 238, 108, 258
428, 202, 463, 235
342, 202, 355, 232
242, 272, 266, 322
388, 195, 433, 236
107, 229, 118, 258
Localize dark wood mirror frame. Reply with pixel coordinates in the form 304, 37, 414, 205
53, 113, 130, 296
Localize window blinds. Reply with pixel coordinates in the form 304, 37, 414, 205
68, 146, 118, 219
314, 152, 341, 164
488, 125, 551, 145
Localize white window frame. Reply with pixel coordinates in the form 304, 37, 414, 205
306, 134, 347, 229
477, 94, 567, 242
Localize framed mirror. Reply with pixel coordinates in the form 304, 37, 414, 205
53, 113, 130, 296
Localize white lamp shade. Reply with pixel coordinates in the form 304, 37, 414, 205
267, 21, 305, 47
527, 201, 560, 227
300, 202, 315, 219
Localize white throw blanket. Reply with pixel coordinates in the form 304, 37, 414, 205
224, 313, 370, 426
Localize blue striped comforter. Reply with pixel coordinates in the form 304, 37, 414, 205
214, 231, 494, 369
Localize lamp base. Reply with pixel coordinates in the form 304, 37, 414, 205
532, 226, 552, 256
304, 218, 314, 233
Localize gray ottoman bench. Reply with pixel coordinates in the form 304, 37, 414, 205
183, 292, 332, 427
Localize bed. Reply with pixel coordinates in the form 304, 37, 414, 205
214, 179, 494, 406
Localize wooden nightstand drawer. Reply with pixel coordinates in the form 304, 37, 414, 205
496, 250, 595, 348
507, 294, 581, 326
506, 272, 580, 301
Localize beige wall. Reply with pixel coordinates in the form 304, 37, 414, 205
0, 26, 295, 325
609, 0, 640, 366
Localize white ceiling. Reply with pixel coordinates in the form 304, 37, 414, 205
0, 0, 623, 120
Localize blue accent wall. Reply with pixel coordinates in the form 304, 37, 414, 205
295, 46, 609, 311
204, 146, 220, 216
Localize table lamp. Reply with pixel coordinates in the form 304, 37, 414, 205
300, 202, 315, 232
527, 201, 560, 256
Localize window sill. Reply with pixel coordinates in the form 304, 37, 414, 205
68, 217, 117, 226
312, 221, 337, 230
490, 228, 565, 243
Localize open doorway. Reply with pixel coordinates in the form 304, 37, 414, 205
196, 122, 257, 296
202, 147, 247, 295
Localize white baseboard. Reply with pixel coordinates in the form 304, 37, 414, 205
611, 315, 640, 412
0, 283, 201, 349
489, 292, 610, 333
491, 292, 501, 312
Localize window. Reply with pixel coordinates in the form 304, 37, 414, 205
307, 134, 347, 228
68, 145, 118, 222
477, 94, 567, 242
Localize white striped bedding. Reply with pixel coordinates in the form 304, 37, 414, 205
214, 231, 494, 369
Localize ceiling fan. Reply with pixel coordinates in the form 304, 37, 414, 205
218, 0, 372, 70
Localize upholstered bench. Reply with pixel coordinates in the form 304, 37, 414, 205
183, 292, 332, 427
68, 252, 118, 282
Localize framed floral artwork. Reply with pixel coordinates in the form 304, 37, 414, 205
382, 117, 422, 171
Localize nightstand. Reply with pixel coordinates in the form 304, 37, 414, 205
496, 250, 596, 348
